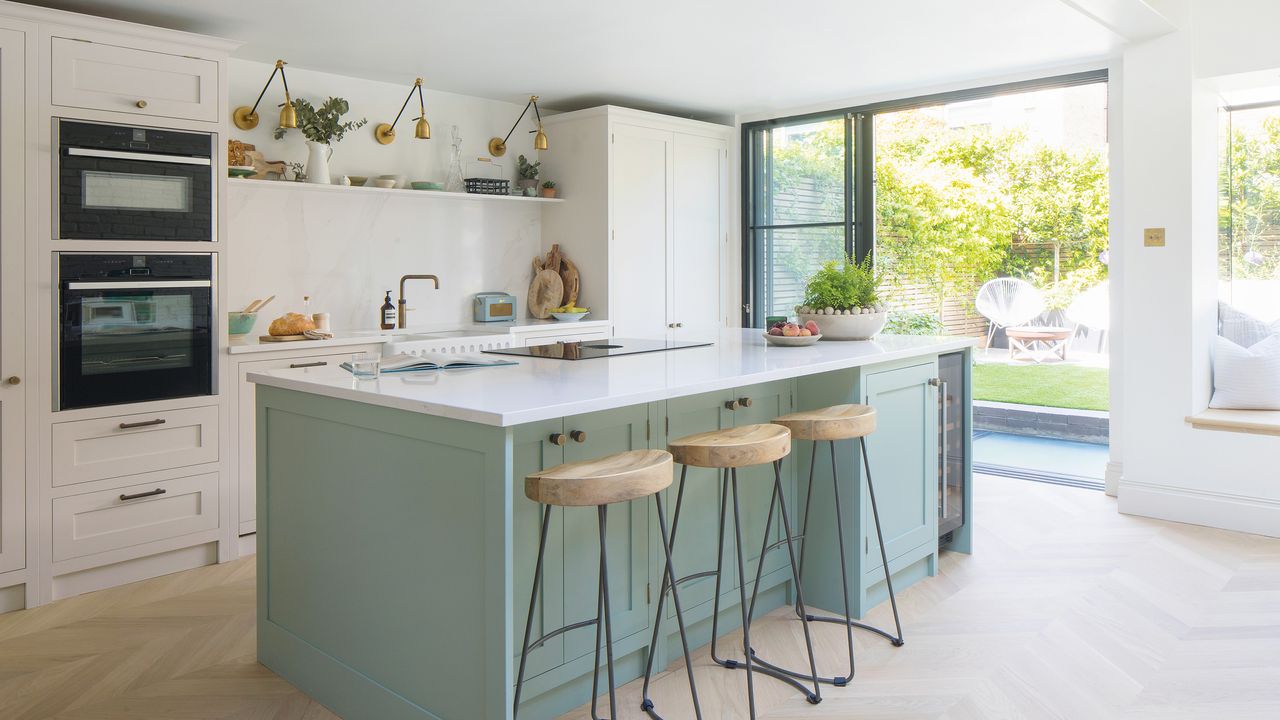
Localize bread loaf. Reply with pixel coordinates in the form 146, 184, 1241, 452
268, 312, 317, 336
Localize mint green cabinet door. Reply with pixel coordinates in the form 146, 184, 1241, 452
731, 380, 795, 587
561, 404, 652, 662
663, 389, 735, 618
863, 363, 938, 571
512, 420, 567, 678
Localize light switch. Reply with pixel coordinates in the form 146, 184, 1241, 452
1144, 227, 1166, 247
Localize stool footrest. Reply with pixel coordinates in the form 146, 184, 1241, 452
748, 645, 847, 690
804, 612, 905, 647
761, 533, 804, 556
714, 652, 821, 704
658, 569, 720, 598
526, 617, 598, 652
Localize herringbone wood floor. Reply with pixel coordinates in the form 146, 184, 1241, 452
0, 475, 1276, 719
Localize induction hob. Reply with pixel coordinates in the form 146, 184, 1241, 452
482, 338, 712, 360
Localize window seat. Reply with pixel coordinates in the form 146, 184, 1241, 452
1186, 408, 1280, 437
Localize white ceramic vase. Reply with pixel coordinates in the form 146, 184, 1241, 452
305, 141, 332, 185
798, 311, 888, 340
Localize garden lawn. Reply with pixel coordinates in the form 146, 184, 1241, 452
972, 363, 1109, 412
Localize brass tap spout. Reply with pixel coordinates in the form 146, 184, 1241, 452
397, 274, 440, 329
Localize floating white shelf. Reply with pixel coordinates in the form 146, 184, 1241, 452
227, 177, 565, 204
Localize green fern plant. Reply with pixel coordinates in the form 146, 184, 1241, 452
801, 255, 882, 310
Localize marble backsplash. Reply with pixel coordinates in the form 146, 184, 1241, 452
226, 181, 542, 332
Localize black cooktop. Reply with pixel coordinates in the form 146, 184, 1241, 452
482, 338, 712, 360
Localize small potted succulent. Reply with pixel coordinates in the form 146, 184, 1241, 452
273, 97, 367, 185
540, 180, 557, 198
795, 256, 888, 340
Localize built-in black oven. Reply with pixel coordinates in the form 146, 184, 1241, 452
56, 119, 214, 242
56, 253, 216, 411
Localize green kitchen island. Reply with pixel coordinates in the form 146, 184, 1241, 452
249, 330, 975, 720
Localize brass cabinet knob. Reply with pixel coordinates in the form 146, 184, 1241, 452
570, 430, 587, 443
4, 376, 18, 385
738, 397, 752, 408
549, 433, 567, 446
725, 399, 740, 411
136, 100, 148, 109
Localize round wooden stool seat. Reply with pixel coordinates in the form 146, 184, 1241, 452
773, 404, 877, 441
668, 423, 791, 468
525, 449, 673, 507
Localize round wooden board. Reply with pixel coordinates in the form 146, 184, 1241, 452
528, 269, 565, 319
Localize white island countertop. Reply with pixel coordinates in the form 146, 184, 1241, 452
247, 330, 977, 427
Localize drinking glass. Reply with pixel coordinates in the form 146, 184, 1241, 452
350, 352, 380, 380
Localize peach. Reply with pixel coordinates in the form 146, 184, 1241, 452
782, 324, 801, 337
799, 328, 811, 336
804, 320, 821, 335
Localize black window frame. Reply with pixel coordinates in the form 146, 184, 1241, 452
741, 68, 1109, 327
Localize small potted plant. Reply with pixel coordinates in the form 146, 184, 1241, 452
794, 256, 888, 340
274, 97, 367, 185
516, 154, 540, 192
540, 180, 557, 198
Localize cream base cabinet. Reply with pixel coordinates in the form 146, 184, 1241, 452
540, 107, 731, 342
232, 347, 382, 539
0, 25, 26, 579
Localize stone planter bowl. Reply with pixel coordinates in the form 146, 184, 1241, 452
798, 311, 887, 340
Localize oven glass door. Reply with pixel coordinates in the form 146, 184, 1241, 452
58, 143, 213, 241
59, 280, 213, 410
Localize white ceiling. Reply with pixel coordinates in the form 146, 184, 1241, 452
22, 0, 1172, 121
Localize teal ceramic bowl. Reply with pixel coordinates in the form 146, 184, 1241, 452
411, 181, 444, 191
227, 311, 258, 336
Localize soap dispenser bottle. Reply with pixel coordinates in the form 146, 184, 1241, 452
380, 291, 396, 330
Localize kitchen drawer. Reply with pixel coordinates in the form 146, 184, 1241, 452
52, 470, 219, 562
52, 405, 219, 488
51, 37, 219, 122
521, 329, 610, 347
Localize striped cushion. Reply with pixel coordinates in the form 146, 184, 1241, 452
1218, 301, 1280, 348
1210, 334, 1280, 410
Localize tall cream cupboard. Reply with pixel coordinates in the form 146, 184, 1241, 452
539, 106, 733, 342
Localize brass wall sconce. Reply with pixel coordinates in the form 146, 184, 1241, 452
488, 95, 547, 157
375, 78, 431, 145
233, 59, 297, 131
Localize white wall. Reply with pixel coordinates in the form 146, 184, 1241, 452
226, 60, 551, 330
1115, 0, 1280, 536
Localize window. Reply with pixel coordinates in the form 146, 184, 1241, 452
742, 71, 1109, 328
1220, 103, 1280, 321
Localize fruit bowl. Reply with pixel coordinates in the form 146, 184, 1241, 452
763, 332, 821, 347
552, 311, 591, 322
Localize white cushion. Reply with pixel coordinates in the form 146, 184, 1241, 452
1218, 301, 1280, 348
1210, 335, 1280, 410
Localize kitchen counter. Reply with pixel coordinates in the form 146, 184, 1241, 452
252, 330, 975, 720
248, 330, 975, 425
226, 318, 612, 355
226, 331, 391, 354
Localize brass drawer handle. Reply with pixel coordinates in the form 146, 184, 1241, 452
725, 400, 740, 411
4, 376, 17, 385
289, 361, 328, 369
738, 397, 752, 408
135, 100, 148, 109
570, 430, 587, 443
119, 418, 166, 430
549, 433, 567, 446
120, 488, 166, 501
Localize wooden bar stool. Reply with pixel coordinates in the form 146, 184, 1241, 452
641, 424, 822, 720
770, 404, 904, 688
514, 450, 701, 720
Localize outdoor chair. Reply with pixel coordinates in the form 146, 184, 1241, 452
1065, 280, 1110, 352
975, 277, 1046, 349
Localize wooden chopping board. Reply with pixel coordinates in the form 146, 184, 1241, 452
559, 257, 579, 307
258, 334, 316, 342
528, 269, 565, 319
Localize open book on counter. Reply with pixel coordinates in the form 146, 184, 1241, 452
340, 352, 518, 374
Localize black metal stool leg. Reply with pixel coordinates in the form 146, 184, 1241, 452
709, 468, 734, 669
639, 491, 702, 719
588, 504, 618, 720
728, 469, 759, 720
802, 438, 905, 648
513, 504, 553, 719
794, 441, 819, 619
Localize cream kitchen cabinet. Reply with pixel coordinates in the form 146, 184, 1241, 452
50, 36, 220, 122
232, 346, 383, 538
0, 24, 26, 580
540, 107, 731, 342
